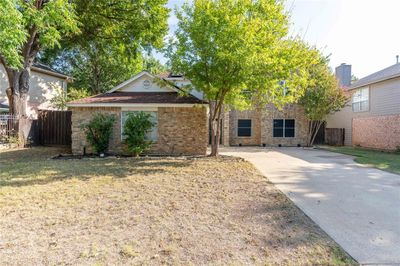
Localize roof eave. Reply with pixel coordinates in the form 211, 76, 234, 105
31, 66, 71, 81
350, 73, 400, 90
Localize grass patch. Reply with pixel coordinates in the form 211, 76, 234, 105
0, 147, 356, 265
322, 146, 400, 174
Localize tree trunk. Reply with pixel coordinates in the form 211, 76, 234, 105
6, 68, 30, 117
307, 120, 323, 147
209, 101, 222, 157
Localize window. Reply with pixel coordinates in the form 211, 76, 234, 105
352, 87, 369, 112
273, 119, 295, 138
121, 111, 158, 141
237, 119, 252, 137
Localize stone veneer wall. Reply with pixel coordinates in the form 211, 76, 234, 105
229, 109, 262, 146
71, 106, 208, 156
352, 114, 400, 151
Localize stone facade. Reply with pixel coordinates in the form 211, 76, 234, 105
352, 114, 400, 151
226, 104, 309, 147
70, 106, 208, 156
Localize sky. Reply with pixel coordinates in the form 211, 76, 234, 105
160, 0, 400, 79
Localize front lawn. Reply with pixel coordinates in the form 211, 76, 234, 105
0, 147, 355, 265
322, 146, 400, 175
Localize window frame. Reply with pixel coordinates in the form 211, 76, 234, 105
352, 87, 369, 112
121, 111, 158, 142
273, 119, 295, 138
237, 119, 252, 137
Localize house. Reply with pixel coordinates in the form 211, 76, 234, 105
221, 105, 309, 147
327, 62, 400, 150
67, 71, 209, 156
0, 63, 71, 118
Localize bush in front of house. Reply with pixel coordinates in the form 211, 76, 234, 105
83, 113, 116, 155
123, 112, 155, 157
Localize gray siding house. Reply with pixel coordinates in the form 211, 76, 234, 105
327, 62, 400, 150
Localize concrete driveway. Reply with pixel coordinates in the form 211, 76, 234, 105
220, 147, 400, 265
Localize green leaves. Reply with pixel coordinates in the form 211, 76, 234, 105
300, 53, 348, 122
0, 0, 79, 69
0, 0, 26, 68
122, 112, 155, 157
168, 0, 315, 109
39, 0, 170, 94
83, 113, 116, 154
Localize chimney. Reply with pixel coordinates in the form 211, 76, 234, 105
335, 63, 352, 87
396, 55, 399, 64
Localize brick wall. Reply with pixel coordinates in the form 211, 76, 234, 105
70, 106, 208, 156
227, 104, 309, 147
70, 107, 121, 155
261, 104, 308, 146
156, 107, 208, 155
352, 114, 400, 151
229, 109, 262, 146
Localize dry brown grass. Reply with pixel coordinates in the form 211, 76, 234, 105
0, 147, 356, 265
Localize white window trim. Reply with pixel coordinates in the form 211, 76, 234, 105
273, 119, 296, 138
352, 87, 370, 112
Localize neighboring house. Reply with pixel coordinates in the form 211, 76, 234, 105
327, 63, 400, 150
67, 71, 209, 156
0, 63, 70, 118
222, 105, 309, 147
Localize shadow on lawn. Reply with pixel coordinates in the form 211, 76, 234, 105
0, 147, 192, 188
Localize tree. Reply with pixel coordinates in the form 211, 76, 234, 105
167, 0, 318, 156
0, 0, 79, 116
122, 112, 155, 157
300, 55, 348, 146
143, 55, 168, 75
82, 113, 116, 155
50, 86, 90, 110
39, 0, 169, 94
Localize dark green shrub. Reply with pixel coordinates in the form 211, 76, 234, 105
82, 113, 116, 154
123, 112, 155, 157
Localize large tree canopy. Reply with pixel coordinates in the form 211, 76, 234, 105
167, 0, 319, 156
0, 0, 79, 116
0, 0, 169, 116
39, 0, 169, 94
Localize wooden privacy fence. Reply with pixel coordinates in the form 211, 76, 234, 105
0, 115, 19, 143
325, 128, 345, 146
38, 110, 72, 146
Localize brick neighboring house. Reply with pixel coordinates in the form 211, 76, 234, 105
67, 71, 209, 156
327, 62, 400, 150
223, 104, 309, 147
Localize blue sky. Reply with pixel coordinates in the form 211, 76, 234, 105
160, 0, 400, 78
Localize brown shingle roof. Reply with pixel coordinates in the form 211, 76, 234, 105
68, 92, 207, 105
